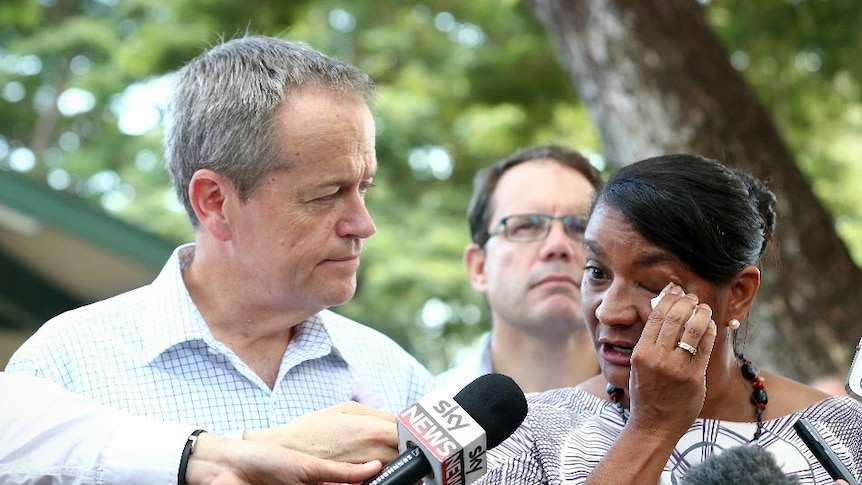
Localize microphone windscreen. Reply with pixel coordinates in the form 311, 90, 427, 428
453, 373, 528, 449
681, 445, 800, 485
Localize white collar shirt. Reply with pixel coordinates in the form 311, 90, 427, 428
6, 244, 434, 435
434, 333, 494, 395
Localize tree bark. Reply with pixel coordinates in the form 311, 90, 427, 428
530, 0, 862, 381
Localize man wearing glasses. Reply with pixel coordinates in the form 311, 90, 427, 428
436, 144, 603, 394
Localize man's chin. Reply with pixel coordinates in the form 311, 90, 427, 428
535, 303, 583, 324
321, 284, 357, 309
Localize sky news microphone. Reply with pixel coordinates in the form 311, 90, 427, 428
361, 373, 528, 485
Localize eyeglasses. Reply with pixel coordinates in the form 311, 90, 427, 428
489, 213, 588, 243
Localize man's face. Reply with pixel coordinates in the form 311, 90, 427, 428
223, 86, 377, 318
465, 159, 596, 336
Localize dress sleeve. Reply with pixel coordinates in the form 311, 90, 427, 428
808, 396, 862, 481
479, 388, 602, 485
480, 411, 549, 484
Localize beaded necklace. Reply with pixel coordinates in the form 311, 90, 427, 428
606, 352, 768, 442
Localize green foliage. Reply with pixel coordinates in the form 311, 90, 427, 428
1, 0, 860, 372
708, 0, 862, 263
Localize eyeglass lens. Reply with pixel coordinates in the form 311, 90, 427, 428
501, 214, 586, 241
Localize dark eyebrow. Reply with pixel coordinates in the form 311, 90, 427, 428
634, 251, 680, 268
584, 239, 605, 258
584, 239, 681, 268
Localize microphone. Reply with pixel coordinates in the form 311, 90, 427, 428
681, 445, 800, 485
362, 373, 528, 485
794, 418, 860, 485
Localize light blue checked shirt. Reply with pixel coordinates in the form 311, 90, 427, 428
6, 244, 435, 435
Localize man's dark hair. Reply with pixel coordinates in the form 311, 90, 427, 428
467, 144, 603, 246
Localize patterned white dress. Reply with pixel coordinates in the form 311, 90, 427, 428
482, 387, 862, 484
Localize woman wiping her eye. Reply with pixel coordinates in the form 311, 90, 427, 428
478, 154, 862, 485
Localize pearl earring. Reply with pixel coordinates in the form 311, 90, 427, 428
729, 318, 741, 330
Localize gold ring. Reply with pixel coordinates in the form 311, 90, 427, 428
677, 341, 698, 355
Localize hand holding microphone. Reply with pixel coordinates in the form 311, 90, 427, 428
243, 401, 398, 465
362, 373, 528, 485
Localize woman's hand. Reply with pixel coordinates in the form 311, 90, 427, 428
627, 282, 718, 438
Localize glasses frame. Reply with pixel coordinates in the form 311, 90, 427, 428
488, 213, 588, 244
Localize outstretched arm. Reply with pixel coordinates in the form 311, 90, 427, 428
187, 433, 381, 484
0, 372, 382, 485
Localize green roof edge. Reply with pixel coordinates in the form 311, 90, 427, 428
0, 170, 178, 269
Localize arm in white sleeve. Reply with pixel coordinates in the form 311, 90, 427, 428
0, 372, 195, 485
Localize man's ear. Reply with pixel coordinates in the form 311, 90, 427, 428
727, 265, 761, 320
464, 243, 489, 293
188, 169, 233, 241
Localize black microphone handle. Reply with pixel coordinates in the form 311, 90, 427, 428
361, 446, 433, 485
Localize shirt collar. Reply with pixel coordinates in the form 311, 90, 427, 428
136, 245, 345, 369
279, 312, 339, 369
137, 244, 216, 365
476, 333, 494, 374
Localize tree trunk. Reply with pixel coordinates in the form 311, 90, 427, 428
530, 0, 862, 381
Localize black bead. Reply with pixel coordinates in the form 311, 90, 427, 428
741, 363, 758, 381
606, 383, 624, 402
752, 388, 768, 405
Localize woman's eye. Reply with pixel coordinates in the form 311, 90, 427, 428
584, 265, 605, 280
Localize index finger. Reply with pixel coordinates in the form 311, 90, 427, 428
305, 457, 383, 484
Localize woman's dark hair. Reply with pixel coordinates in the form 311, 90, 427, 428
594, 154, 777, 284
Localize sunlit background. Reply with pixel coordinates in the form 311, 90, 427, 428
1, 0, 861, 374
